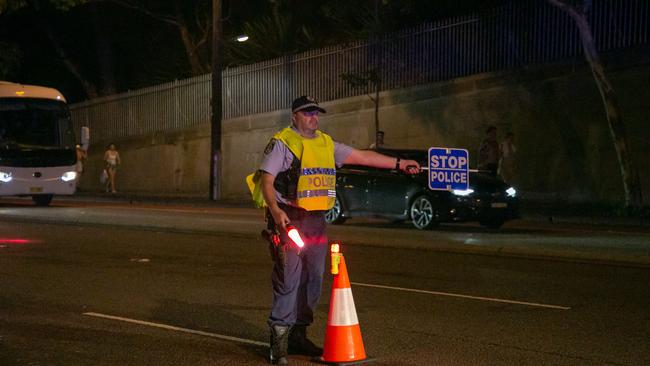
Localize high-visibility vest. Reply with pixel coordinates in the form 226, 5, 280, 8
246, 127, 336, 211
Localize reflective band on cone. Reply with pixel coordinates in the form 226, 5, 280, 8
329, 288, 358, 326
321, 255, 371, 365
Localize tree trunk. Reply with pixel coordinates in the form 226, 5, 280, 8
210, 0, 223, 200
374, 78, 380, 147
174, 2, 205, 75
39, 17, 99, 99
31, 0, 98, 99
101, 0, 208, 76
548, 0, 642, 209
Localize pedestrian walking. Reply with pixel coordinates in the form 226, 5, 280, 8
247, 96, 420, 365
103, 143, 120, 193
498, 132, 517, 184
368, 130, 388, 149
478, 125, 500, 177
75, 144, 86, 188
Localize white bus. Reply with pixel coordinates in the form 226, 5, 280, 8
0, 81, 79, 206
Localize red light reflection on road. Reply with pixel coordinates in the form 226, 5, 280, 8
0, 238, 32, 244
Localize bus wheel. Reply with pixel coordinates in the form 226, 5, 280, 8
32, 194, 53, 206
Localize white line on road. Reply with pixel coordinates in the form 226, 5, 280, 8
83, 312, 268, 347
350, 282, 571, 310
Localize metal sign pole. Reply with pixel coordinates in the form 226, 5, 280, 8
420, 167, 480, 173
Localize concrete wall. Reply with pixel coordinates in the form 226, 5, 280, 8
78, 49, 650, 205
80, 126, 211, 196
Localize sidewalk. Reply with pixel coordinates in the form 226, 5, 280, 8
5, 192, 649, 268
69, 190, 246, 207
69, 191, 650, 228
519, 199, 650, 228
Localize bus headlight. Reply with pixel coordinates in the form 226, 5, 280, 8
0, 172, 12, 183
61, 171, 77, 182
506, 187, 517, 197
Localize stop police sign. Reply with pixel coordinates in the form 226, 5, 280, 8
428, 147, 469, 191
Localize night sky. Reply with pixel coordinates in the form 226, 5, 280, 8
0, 0, 506, 103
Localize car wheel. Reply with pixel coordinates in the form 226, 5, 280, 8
32, 194, 53, 207
481, 218, 505, 229
409, 195, 438, 230
325, 196, 346, 224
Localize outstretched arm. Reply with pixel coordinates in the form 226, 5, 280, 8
343, 149, 420, 174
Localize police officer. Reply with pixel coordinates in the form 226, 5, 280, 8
249, 96, 420, 365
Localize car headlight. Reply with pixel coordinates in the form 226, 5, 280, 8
506, 187, 517, 197
61, 171, 77, 182
0, 171, 12, 183
452, 188, 474, 196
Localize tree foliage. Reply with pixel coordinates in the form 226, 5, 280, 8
0, 41, 22, 78
1, 0, 513, 100
225, 6, 319, 65
0, 0, 87, 13
0, 0, 25, 14
89, 0, 212, 74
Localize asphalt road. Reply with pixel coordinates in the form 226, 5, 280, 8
1, 199, 649, 365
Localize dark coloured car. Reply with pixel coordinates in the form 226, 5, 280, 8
325, 149, 519, 229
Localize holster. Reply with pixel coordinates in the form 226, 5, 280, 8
262, 209, 286, 267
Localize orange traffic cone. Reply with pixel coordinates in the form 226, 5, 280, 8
321, 245, 372, 365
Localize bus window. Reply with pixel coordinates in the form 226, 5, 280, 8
0, 98, 72, 149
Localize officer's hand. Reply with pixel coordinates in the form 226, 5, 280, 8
270, 207, 291, 230
401, 159, 421, 174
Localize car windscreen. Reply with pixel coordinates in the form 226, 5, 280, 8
0, 98, 75, 150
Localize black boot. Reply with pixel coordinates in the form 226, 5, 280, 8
288, 325, 323, 357
269, 325, 290, 365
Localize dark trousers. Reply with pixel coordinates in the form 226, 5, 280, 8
268, 204, 328, 327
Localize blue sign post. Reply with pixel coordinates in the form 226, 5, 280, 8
428, 147, 469, 191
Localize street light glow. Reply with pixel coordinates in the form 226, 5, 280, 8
236, 34, 249, 42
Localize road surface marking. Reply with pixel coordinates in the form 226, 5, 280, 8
351, 282, 571, 310
83, 312, 267, 346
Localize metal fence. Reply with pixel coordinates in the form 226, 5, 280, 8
71, 0, 650, 142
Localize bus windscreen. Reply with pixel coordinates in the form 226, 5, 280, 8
0, 98, 75, 150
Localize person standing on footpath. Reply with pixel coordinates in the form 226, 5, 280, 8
498, 132, 517, 184
478, 125, 500, 177
368, 130, 387, 149
247, 96, 420, 365
103, 143, 121, 193
75, 144, 87, 189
